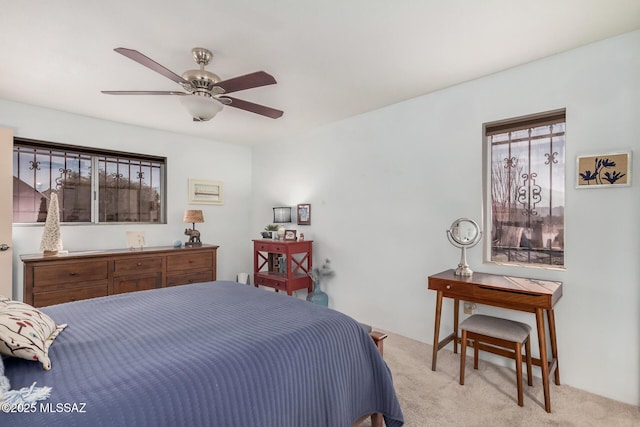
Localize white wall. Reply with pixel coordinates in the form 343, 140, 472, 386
0, 100, 254, 300
252, 31, 640, 405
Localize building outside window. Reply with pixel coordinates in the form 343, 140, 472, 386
13, 138, 166, 224
483, 110, 565, 268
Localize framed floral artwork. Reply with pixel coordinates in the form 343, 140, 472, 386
577, 151, 631, 188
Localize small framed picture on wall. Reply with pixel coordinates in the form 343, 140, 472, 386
576, 151, 631, 188
297, 203, 311, 225
188, 179, 224, 205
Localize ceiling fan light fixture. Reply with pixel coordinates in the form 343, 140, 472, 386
180, 93, 223, 121
104, 47, 282, 119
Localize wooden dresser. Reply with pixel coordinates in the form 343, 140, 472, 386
21, 244, 218, 307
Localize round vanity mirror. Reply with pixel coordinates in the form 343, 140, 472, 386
446, 218, 482, 276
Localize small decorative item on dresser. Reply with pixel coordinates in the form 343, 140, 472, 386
126, 231, 146, 250
299, 233, 305, 241
284, 230, 297, 241
306, 259, 335, 307
273, 207, 291, 240
184, 209, 204, 247
263, 224, 278, 239
40, 192, 64, 256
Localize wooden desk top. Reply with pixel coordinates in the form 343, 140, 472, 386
428, 269, 563, 311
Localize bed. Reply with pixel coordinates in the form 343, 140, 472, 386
3, 281, 404, 426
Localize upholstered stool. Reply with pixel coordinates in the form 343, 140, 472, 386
459, 314, 533, 407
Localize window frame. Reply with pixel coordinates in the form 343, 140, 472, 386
482, 109, 566, 270
13, 138, 167, 225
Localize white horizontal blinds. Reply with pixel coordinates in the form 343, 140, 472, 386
485, 110, 566, 136
14, 138, 165, 163
486, 109, 566, 267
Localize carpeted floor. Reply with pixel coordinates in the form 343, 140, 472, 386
362, 332, 640, 427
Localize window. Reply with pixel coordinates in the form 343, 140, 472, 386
13, 138, 166, 224
483, 110, 565, 268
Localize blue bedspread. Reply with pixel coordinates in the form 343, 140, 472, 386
4, 281, 403, 426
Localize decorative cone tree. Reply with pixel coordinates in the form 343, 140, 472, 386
40, 193, 63, 256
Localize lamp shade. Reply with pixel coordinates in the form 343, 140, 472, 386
273, 207, 292, 223
184, 209, 204, 224
180, 94, 223, 121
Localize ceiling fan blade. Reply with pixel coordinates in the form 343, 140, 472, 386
114, 48, 191, 86
220, 96, 283, 119
102, 90, 187, 95
214, 71, 277, 94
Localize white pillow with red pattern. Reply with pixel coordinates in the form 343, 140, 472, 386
0, 296, 67, 370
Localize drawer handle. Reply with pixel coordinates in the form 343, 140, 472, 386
70, 297, 76, 301
446, 284, 451, 290
69, 272, 77, 276
137, 262, 142, 266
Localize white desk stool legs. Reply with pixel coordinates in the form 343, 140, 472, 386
459, 314, 533, 407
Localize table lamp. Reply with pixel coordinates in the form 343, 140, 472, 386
273, 207, 291, 240
184, 209, 204, 247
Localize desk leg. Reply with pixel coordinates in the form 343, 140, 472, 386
535, 308, 551, 412
431, 290, 443, 371
453, 298, 460, 354
547, 308, 560, 385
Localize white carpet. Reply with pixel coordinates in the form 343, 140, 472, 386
361, 332, 640, 427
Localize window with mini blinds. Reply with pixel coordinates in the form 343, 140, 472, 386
484, 110, 565, 268
13, 138, 166, 224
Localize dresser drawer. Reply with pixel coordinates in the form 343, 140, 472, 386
166, 252, 213, 272
33, 261, 109, 287
114, 257, 163, 276
428, 279, 474, 298
254, 242, 286, 253
166, 271, 214, 287
34, 284, 108, 307
254, 275, 286, 291
114, 273, 161, 294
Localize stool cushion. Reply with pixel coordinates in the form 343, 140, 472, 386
460, 314, 531, 343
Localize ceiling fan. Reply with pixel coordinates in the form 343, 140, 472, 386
102, 47, 283, 122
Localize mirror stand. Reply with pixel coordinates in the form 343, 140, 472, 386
455, 246, 473, 276
446, 218, 482, 277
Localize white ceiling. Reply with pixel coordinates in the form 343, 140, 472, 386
1, 1, 639, 145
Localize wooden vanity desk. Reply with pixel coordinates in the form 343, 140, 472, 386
428, 269, 562, 412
